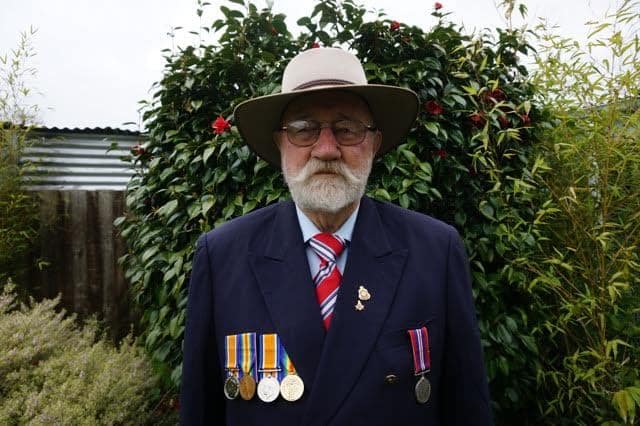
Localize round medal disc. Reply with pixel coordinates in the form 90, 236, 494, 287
280, 374, 305, 402
239, 375, 257, 400
224, 375, 240, 400
257, 376, 280, 403
415, 375, 431, 404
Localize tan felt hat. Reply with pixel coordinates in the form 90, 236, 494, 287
233, 47, 419, 167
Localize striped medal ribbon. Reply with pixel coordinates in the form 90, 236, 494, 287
257, 333, 280, 402
238, 332, 257, 400
279, 342, 304, 402
223, 334, 240, 400
407, 326, 432, 404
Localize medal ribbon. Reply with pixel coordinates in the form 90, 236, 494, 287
260, 333, 280, 379
279, 341, 297, 381
407, 326, 431, 374
225, 334, 239, 375
238, 332, 257, 380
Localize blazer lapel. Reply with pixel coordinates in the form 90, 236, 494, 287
248, 201, 325, 388
302, 197, 408, 425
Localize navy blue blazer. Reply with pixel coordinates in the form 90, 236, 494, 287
181, 196, 492, 425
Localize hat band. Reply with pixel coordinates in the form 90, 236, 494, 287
293, 79, 355, 91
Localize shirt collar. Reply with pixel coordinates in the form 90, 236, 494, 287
295, 203, 360, 244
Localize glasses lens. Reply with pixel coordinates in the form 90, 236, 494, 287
286, 120, 319, 146
333, 120, 366, 145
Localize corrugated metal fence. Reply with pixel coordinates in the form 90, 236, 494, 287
20, 128, 143, 338
22, 127, 140, 190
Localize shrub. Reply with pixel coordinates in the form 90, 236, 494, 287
0, 281, 170, 425
117, 1, 550, 422
524, 2, 640, 424
0, 28, 40, 286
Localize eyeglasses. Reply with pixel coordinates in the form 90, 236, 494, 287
278, 119, 377, 147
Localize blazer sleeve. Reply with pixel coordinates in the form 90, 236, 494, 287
441, 229, 493, 425
180, 234, 225, 425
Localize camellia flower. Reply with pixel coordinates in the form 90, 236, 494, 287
131, 144, 145, 156
434, 149, 447, 159
311, 42, 320, 48
498, 114, 510, 129
435, 2, 443, 10
470, 112, 486, 128
424, 100, 444, 116
212, 116, 231, 135
483, 88, 506, 104
390, 20, 401, 31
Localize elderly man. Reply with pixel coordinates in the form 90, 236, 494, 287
181, 48, 492, 425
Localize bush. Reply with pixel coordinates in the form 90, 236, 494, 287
117, 0, 551, 422
0, 281, 171, 425
0, 28, 40, 286
523, 2, 640, 424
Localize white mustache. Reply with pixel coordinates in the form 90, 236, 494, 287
287, 158, 359, 185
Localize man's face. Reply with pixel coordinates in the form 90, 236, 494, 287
275, 91, 382, 214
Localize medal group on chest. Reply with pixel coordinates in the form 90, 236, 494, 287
223, 333, 304, 403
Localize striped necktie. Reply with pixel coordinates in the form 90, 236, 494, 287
309, 233, 346, 330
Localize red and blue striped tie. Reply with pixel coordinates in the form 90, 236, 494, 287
310, 233, 346, 330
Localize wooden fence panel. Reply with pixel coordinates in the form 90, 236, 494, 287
24, 190, 135, 340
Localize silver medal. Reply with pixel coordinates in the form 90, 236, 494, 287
415, 374, 431, 404
257, 375, 280, 403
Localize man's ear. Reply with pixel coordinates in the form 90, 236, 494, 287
372, 130, 383, 154
273, 131, 283, 149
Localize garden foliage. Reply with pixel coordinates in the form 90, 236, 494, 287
0, 28, 40, 286
525, 2, 640, 424
117, 1, 549, 423
0, 281, 163, 425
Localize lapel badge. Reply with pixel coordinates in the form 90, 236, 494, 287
358, 285, 371, 301
355, 300, 365, 311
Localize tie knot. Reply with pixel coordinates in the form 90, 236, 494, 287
310, 233, 345, 263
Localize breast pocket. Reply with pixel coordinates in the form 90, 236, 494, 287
374, 318, 434, 383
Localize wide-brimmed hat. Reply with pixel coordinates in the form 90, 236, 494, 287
233, 47, 419, 167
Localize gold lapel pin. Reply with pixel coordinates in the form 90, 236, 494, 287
355, 300, 365, 311
358, 285, 371, 301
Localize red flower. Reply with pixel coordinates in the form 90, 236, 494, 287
390, 20, 401, 31
470, 112, 486, 128
212, 116, 231, 134
434, 2, 443, 10
311, 42, 320, 48
434, 149, 447, 159
424, 100, 444, 116
270, 26, 278, 35
520, 113, 531, 126
131, 144, 145, 156
482, 88, 506, 104
498, 114, 510, 129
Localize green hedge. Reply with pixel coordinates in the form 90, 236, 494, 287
117, 1, 549, 423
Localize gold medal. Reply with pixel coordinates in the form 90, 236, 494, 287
257, 375, 280, 402
415, 374, 431, 404
224, 375, 240, 400
280, 374, 305, 402
358, 285, 371, 301
239, 374, 256, 400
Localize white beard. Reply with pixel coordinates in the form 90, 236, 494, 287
282, 156, 372, 214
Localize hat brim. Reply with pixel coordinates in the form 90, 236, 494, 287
233, 84, 419, 167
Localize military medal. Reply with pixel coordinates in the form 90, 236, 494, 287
223, 335, 240, 400
238, 332, 258, 400
408, 326, 432, 404
257, 333, 281, 403
358, 285, 371, 301
279, 344, 304, 402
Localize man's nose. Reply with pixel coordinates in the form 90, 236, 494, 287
311, 127, 342, 161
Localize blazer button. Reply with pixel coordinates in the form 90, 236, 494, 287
384, 374, 399, 385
